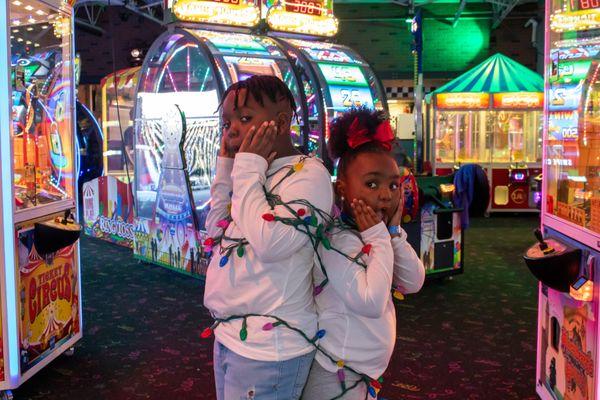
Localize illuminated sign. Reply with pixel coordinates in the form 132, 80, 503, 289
548, 83, 583, 111
286, 39, 357, 63
492, 92, 543, 109
328, 86, 374, 111
551, 59, 592, 84
551, 9, 600, 32
570, 0, 600, 11
318, 63, 368, 87
172, 0, 260, 27
266, 0, 338, 36
548, 111, 580, 140
435, 93, 490, 109
285, 0, 322, 16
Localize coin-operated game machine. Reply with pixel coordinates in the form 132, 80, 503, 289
426, 53, 544, 212
523, 1, 600, 399
0, 0, 83, 397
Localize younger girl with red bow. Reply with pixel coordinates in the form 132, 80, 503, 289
302, 108, 425, 399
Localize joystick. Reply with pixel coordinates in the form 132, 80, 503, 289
534, 229, 554, 254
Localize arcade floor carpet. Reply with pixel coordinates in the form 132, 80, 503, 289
14, 215, 539, 400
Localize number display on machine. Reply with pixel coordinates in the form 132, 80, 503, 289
284, 0, 322, 16
570, 0, 600, 10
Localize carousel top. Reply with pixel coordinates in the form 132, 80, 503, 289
426, 53, 544, 109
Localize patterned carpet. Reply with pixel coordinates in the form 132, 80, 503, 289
13, 215, 540, 400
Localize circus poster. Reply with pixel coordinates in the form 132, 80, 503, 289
17, 227, 80, 373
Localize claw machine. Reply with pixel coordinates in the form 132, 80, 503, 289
427, 53, 544, 212
0, 0, 82, 396
523, 0, 600, 399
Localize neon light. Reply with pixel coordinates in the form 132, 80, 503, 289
492, 92, 544, 109
266, 5, 338, 36
436, 92, 490, 109
1, 0, 19, 381
172, 0, 260, 27
550, 9, 600, 32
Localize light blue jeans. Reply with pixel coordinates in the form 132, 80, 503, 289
213, 340, 315, 400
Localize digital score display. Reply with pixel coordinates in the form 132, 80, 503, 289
570, 0, 600, 11
285, 0, 322, 16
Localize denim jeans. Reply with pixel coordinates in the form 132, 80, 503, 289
302, 360, 369, 400
213, 340, 315, 400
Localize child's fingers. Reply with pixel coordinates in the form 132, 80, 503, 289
365, 205, 379, 222
239, 126, 257, 151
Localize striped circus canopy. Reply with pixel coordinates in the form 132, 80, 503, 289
426, 53, 543, 103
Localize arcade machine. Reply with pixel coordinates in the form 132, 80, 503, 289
523, 1, 600, 398
0, 0, 82, 396
81, 68, 138, 249
426, 53, 544, 212
75, 100, 103, 195
132, 0, 387, 277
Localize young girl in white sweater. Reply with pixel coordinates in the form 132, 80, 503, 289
302, 108, 426, 400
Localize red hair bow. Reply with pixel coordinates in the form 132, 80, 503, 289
346, 118, 395, 151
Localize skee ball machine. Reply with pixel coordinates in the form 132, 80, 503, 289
524, 0, 600, 399
0, 0, 82, 396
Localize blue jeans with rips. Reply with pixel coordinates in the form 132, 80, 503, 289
213, 340, 315, 400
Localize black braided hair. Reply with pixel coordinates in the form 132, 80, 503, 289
327, 107, 391, 177
218, 75, 297, 119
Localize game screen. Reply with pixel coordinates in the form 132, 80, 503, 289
545, 0, 600, 233
10, 3, 75, 211
318, 62, 374, 112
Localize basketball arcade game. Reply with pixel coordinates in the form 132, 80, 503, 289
427, 53, 544, 212
0, 0, 82, 396
132, 0, 387, 277
523, 1, 600, 399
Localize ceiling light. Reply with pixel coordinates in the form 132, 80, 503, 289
13, 20, 20, 25
36, 10, 45, 15
17, 38, 23, 42
25, 40, 31, 45
24, 5, 33, 10
41, 25, 47, 29
34, 43, 39, 47
26, 27, 33, 31
10, 35, 14, 39
12, 1, 22, 5
12, 29, 19, 33
27, 17, 35, 23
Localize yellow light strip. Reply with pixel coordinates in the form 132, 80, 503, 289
266, 5, 338, 37
173, 0, 260, 27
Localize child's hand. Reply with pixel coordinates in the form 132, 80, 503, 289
351, 199, 381, 232
388, 189, 404, 228
239, 121, 278, 164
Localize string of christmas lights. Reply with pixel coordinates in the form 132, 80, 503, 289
202, 157, 387, 399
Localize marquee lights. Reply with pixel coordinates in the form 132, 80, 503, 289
435, 93, 490, 109
266, 5, 338, 36
551, 9, 600, 32
492, 92, 544, 109
172, 0, 260, 27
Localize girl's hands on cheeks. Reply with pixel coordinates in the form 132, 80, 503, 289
351, 199, 381, 232
239, 120, 278, 165
387, 189, 404, 228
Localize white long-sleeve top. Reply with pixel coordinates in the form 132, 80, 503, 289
314, 222, 425, 378
204, 153, 334, 362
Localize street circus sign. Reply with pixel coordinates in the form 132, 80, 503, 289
98, 215, 134, 240
83, 176, 134, 248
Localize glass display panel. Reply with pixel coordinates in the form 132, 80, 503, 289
545, 0, 600, 233
492, 111, 542, 163
10, 2, 74, 210
135, 33, 221, 230
435, 111, 491, 164
100, 67, 140, 180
